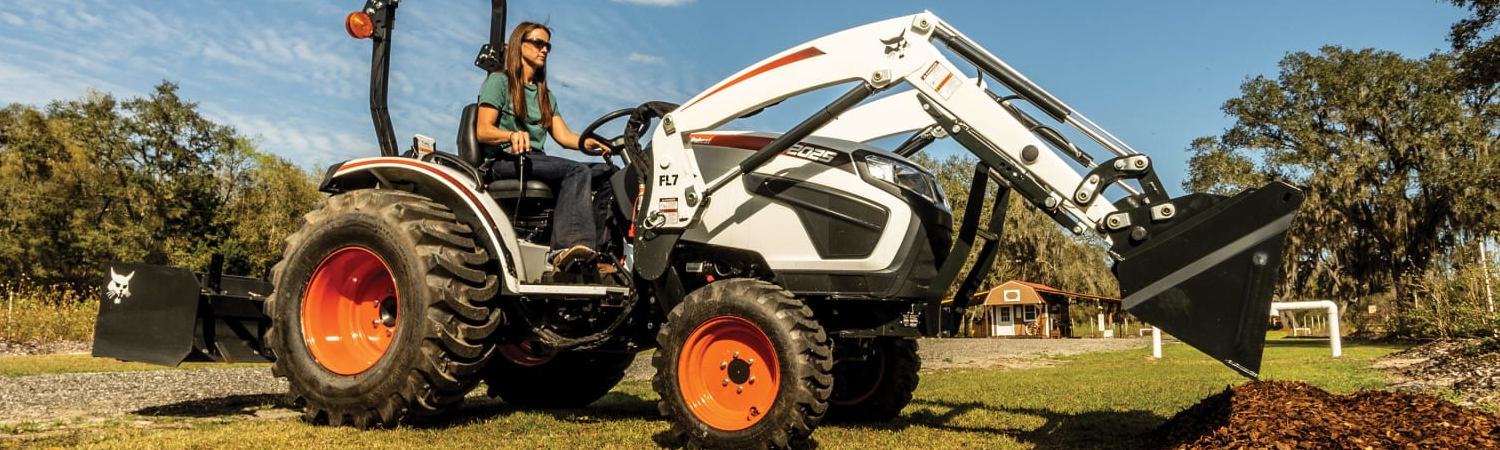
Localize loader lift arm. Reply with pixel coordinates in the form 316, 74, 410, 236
635, 11, 1304, 378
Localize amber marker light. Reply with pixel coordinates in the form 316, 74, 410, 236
345, 11, 374, 39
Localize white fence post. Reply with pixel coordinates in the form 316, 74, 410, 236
1271, 301, 1342, 358
1151, 327, 1162, 359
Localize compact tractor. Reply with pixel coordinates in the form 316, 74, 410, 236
94, 1, 1303, 447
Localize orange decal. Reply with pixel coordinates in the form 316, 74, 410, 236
683, 47, 825, 110
935, 73, 954, 93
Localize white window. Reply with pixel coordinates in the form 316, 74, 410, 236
998, 306, 1012, 322
1022, 305, 1037, 322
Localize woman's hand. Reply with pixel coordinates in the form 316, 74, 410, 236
583, 137, 611, 155
509, 130, 531, 154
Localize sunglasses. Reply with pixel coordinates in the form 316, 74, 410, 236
522, 38, 551, 51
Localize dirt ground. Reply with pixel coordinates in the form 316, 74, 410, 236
0, 338, 1147, 425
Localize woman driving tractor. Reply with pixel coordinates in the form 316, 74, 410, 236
474, 21, 613, 274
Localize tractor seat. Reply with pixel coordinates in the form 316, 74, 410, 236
458, 102, 556, 203
487, 179, 555, 201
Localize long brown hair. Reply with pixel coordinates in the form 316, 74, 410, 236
503, 22, 554, 130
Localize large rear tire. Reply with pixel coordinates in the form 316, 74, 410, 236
652, 279, 833, 448
483, 346, 636, 408
265, 189, 501, 427
826, 337, 919, 422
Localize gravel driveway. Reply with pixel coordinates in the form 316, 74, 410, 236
0, 338, 1147, 424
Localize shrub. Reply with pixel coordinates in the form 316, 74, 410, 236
1, 278, 96, 344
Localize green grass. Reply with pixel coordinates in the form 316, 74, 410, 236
0, 281, 96, 344
2, 335, 1407, 449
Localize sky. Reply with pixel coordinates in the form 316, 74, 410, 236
0, 0, 1472, 196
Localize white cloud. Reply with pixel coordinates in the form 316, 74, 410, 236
0, 57, 137, 107
609, 0, 694, 6
0, 12, 22, 26
627, 52, 663, 64
209, 108, 373, 168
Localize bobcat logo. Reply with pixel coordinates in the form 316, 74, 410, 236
881, 29, 908, 56
106, 268, 134, 304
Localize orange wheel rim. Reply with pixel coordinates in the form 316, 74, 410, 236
677, 316, 780, 431
497, 341, 554, 367
301, 247, 399, 375
830, 347, 885, 406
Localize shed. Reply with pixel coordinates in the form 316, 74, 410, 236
967, 280, 1120, 338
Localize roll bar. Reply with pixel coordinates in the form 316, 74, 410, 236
355, 0, 510, 157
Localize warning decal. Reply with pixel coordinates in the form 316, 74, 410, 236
920, 61, 958, 100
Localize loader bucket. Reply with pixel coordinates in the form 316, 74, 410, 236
1116, 181, 1304, 379
93, 262, 274, 366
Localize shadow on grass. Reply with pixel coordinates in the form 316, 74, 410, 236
129, 392, 1164, 449
829, 398, 1165, 450
1264, 338, 1337, 349
134, 394, 294, 418
410, 391, 661, 428
128, 390, 658, 427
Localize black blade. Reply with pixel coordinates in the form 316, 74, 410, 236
93, 263, 202, 366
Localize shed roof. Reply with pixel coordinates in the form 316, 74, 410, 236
970, 280, 1120, 307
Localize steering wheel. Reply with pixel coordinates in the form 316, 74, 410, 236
577, 108, 636, 167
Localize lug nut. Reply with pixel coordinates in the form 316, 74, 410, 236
748, 376, 756, 384
746, 358, 753, 365
733, 351, 739, 358
737, 386, 744, 394
723, 379, 730, 386
720, 361, 727, 370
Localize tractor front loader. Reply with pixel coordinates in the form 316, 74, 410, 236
94, 1, 1302, 447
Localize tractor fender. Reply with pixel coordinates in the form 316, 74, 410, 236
320, 156, 524, 294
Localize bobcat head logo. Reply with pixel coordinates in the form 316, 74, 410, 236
106, 268, 134, 304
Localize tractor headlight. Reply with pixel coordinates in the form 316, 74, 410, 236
860, 154, 946, 208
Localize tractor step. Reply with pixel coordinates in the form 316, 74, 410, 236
515, 283, 631, 298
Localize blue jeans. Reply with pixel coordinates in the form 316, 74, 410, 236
489, 153, 597, 252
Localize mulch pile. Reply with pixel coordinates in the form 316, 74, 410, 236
1152, 381, 1500, 449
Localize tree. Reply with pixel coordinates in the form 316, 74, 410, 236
216, 149, 323, 278
0, 82, 321, 287
1186, 47, 1500, 335
1448, 0, 1500, 87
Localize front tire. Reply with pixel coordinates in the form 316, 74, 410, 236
652, 279, 833, 448
265, 190, 501, 427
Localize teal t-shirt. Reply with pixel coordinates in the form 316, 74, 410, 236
478, 72, 560, 155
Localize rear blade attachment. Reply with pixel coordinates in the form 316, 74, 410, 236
93, 259, 274, 366
1111, 181, 1304, 379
